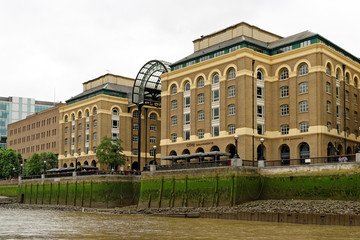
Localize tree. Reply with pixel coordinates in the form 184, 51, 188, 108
96, 136, 126, 169
0, 148, 22, 179
24, 152, 58, 176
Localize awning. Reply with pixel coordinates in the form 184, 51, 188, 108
161, 151, 231, 161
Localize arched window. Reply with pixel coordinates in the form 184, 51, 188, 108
184, 82, 190, 91
149, 113, 157, 120
299, 82, 308, 94
212, 73, 219, 84
354, 77, 358, 88
78, 111, 82, 119
112, 108, 119, 115
257, 69, 264, 80
326, 63, 331, 75
71, 114, 75, 121
280, 144, 290, 166
336, 69, 340, 80
93, 107, 97, 116
197, 77, 204, 88
85, 110, 89, 117
280, 68, 289, 80
299, 64, 308, 76
346, 73, 350, 84
171, 85, 177, 95
65, 115, 68, 123
133, 110, 138, 118
299, 142, 310, 159
227, 68, 235, 80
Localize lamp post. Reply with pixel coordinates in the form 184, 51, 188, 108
75, 156, 78, 172
43, 160, 46, 174
259, 138, 265, 160
153, 145, 157, 165
234, 135, 239, 158
12, 167, 15, 179
20, 163, 23, 177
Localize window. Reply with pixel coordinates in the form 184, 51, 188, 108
299, 64, 308, 76
93, 120, 97, 128
150, 124, 156, 131
93, 132, 97, 140
228, 124, 236, 134
228, 104, 236, 115
150, 113, 157, 120
184, 130, 190, 140
171, 133, 177, 142
171, 116, 177, 126
171, 100, 177, 110
112, 108, 118, 115
300, 122, 309, 133
132, 149, 138, 155
345, 108, 349, 119
65, 116, 68, 123
212, 107, 219, 120
171, 85, 177, 95
300, 40, 310, 47
355, 111, 358, 122
132, 135, 138, 142
93, 146, 97, 153
212, 126, 219, 137
337, 124, 341, 134
280, 69, 289, 80
197, 77, 204, 88
280, 86, 288, 98
281, 124, 289, 135
198, 129, 204, 139
112, 120, 118, 128
279, 45, 292, 52
86, 134, 89, 142
198, 93, 204, 104
86, 122, 89, 130
336, 87, 340, 99
227, 68, 235, 80
133, 111, 138, 118
257, 87, 264, 99
184, 113, 190, 125
345, 91, 349, 101
112, 133, 118, 139
336, 106, 340, 117
184, 96, 190, 108
65, 127, 68, 134
65, 138, 68, 145
345, 73, 350, 84
326, 64, 331, 75
299, 101, 308, 113
212, 89, 219, 102
78, 149, 81, 155
150, 136, 156, 144
212, 73, 219, 84
78, 135, 82, 143
257, 124, 264, 135
133, 123, 139, 130
184, 82, 190, 92
327, 122, 331, 132
257, 70, 264, 80
280, 104, 289, 116
198, 110, 204, 121
354, 94, 358, 104
78, 123, 82, 131
326, 101, 331, 113
299, 82, 308, 94
257, 105, 264, 117
326, 82, 331, 94
355, 77, 358, 88
86, 110, 89, 118
93, 108, 97, 115
228, 86, 235, 97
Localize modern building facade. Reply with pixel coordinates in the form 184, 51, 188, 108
0, 96, 55, 149
58, 74, 161, 170
6, 103, 65, 162
160, 22, 360, 163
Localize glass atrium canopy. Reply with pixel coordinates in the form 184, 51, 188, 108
132, 60, 170, 107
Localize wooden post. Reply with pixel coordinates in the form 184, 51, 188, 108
74, 181, 77, 206
81, 181, 85, 207
29, 183, 33, 204
41, 183, 45, 205
35, 184, 39, 204
65, 181, 68, 205
89, 181, 93, 208
57, 182, 60, 205
158, 177, 164, 208
49, 183, 52, 204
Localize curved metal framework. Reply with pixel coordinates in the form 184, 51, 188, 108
132, 60, 170, 107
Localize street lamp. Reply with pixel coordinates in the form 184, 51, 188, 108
259, 138, 265, 160
20, 163, 23, 177
75, 156, 78, 172
43, 160, 46, 174
153, 145, 157, 165
12, 167, 15, 179
234, 135, 239, 158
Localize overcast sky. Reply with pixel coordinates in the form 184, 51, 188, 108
0, 0, 359, 102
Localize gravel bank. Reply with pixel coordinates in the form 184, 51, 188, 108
1, 199, 360, 216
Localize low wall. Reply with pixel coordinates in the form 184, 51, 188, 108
16, 175, 141, 208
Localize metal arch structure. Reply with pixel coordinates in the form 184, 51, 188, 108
132, 60, 170, 107
132, 60, 170, 171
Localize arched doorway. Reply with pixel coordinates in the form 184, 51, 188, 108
182, 149, 190, 163
299, 142, 310, 164
70, 163, 74, 167
210, 145, 220, 152
226, 144, 236, 158
346, 146, 352, 154
169, 150, 177, 156
84, 161, 89, 166
63, 163, 68, 168
91, 160, 97, 167
196, 147, 205, 162
257, 144, 266, 160
327, 142, 336, 162
131, 162, 138, 170
280, 144, 290, 166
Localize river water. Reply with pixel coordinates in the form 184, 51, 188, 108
1, 208, 360, 239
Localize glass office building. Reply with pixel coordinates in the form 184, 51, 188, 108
0, 96, 55, 149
